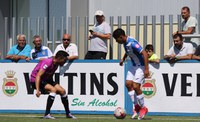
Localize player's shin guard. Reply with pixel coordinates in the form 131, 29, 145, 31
61, 94, 70, 115
45, 93, 56, 115
137, 94, 144, 108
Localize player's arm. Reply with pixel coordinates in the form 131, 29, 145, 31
141, 50, 149, 78
149, 58, 160, 64
67, 45, 79, 60
176, 53, 193, 60
153, 58, 160, 63
67, 55, 78, 60
6, 55, 21, 62
35, 69, 45, 97
5, 55, 14, 59
119, 53, 127, 66
173, 27, 195, 35
92, 32, 111, 40
192, 55, 200, 60
179, 27, 195, 34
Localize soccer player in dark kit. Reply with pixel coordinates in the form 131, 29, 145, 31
30, 50, 76, 119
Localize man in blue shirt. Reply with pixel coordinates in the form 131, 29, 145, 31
113, 28, 149, 120
30, 35, 52, 60
6, 34, 31, 62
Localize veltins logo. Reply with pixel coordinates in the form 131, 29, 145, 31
2, 70, 18, 97
141, 71, 156, 99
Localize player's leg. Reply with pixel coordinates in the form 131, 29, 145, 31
54, 84, 76, 119
126, 69, 141, 119
132, 92, 141, 119
43, 84, 57, 119
132, 67, 148, 120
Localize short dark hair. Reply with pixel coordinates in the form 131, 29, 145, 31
182, 6, 190, 13
173, 33, 183, 41
145, 44, 154, 52
33, 35, 42, 43
112, 28, 126, 39
55, 50, 69, 59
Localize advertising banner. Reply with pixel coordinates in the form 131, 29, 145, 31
1, 60, 200, 114
0, 61, 125, 112
143, 63, 200, 113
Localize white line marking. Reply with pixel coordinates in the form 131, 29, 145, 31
0, 114, 200, 121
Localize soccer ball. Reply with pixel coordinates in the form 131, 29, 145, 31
114, 107, 126, 119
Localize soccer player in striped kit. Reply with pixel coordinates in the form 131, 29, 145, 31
113, 28, 149, 120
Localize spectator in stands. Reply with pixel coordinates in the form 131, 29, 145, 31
145, 44, 160, 63
84, 10, 111, 59
5, 34, 31, 62
30, 35, 52, 60
192, 45, 200, 60
173, 6, 199, 48
54, 34, 78, 60
164, 33, 193, 63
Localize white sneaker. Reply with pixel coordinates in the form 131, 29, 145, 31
131, 109, 138, 119
67, 113, 76, 119
43, 114, 56, 119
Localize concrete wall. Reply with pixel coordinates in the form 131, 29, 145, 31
71, 0, 89, 59
89, 0, 199, 24
0, 0, 11, 59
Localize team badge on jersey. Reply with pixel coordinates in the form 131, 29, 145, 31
135, 44, 140, 48
141, 71, 156, 99
2, 70, 18, 97
42, 51, 46, 55
43, 64, 48, 69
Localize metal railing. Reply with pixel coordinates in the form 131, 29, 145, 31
2, 14, 200, 59
182, 34, 200, 38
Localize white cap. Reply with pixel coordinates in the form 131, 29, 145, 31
95, 10, 104, 16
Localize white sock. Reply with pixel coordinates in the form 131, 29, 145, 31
137, 94, 145, 108
49, 92, 56, 97
61, 94, 68, 98
128, 90, 136, 109
134, 93, 138, 105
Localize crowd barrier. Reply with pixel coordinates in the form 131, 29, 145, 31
0, 59, 200, 116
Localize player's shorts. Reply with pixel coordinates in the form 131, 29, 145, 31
126, 65, 145, 84
30, 79, 58, 90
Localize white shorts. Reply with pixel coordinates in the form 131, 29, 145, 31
126, 65, 145, 84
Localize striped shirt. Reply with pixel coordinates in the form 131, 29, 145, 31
124, 36, 144, 66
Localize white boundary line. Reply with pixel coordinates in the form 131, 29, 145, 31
0, 114, 200, 121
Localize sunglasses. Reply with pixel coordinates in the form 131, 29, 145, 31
63, 39, 71, 41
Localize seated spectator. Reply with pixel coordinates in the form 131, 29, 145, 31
192, 45, 200, 60
30, 35, 53, 60
5, 34, 31, 62
145, 44, 160, 63
164, 33, 193, 63
54, 34, 78, 60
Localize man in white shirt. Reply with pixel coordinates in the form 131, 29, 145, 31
54, 34, 78, 60
164, 33, 193, 63
85, 10, 111, 59
174, 6, 199, 48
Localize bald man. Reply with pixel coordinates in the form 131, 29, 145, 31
54, 34, 78, 60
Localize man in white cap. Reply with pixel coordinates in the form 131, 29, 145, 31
85, 10, 111, 59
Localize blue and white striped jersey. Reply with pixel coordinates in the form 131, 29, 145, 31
123, 36, 144, 66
